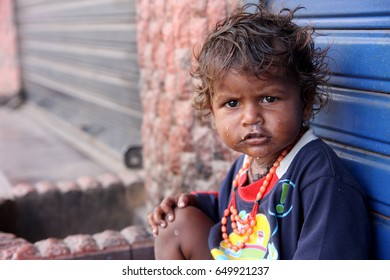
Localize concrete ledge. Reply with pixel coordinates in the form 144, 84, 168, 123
0, 225, 155, 260
0, 171, 155, 260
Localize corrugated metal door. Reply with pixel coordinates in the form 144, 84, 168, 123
14, 0, 141, 157
246, 0, 390, 259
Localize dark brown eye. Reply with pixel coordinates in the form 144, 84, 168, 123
225, 100, 240, 108
262, 96, 278, 103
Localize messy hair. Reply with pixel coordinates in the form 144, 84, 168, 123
191, 2, 330, 115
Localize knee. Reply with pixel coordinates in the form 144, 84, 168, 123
154, 206, 213, 259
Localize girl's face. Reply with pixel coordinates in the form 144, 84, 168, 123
211, 71, 311, 167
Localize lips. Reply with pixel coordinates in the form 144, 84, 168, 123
241, 132, 270, 145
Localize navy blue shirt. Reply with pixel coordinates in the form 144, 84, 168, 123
196, 130, 370, 259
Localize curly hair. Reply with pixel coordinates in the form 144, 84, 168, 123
191, 2, 330, 115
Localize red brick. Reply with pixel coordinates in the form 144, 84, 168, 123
35, 180, 57, 194
120, 226, 152, 244
56, 181, 80, 193
63, 234, 99, 255
35, 238, 72, 259
12, 183, 37, 198
93, 230, 129, 250
0, 238, 41, 260
77, 176, 101, 191
207, 0, 227, 30
97, 173, 121, 189
190, 0, 208, 16
172, 1, 191, 48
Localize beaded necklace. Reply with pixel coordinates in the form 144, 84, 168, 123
221, 146, 291, 252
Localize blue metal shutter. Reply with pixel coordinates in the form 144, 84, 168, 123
256, 0, 390, 259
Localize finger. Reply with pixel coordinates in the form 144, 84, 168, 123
159, 197, 178, 222
148, 213, 159, 236
152, 206, 168, 228
177, 193, 196, 208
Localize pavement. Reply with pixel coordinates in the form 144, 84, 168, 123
0, 104, 127, 199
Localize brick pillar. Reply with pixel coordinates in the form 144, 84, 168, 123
0, 0, 20, 104
136, 0, 242, 210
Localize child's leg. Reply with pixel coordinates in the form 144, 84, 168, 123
154, 206, 214, 260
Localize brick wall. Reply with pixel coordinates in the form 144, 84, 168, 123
0, 0, 20, 104
136, 0, 243, 210
0, 172, 154, 259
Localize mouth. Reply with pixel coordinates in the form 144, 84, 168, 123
241, 132, 270, 145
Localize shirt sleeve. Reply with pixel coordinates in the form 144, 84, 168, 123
194, 192, 220, 223
293, 176, 371, 259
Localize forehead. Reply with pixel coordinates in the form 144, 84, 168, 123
214, 70, 300, 93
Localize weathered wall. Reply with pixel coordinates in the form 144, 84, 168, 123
0, 0, 20, 104
136, 0, 243, 209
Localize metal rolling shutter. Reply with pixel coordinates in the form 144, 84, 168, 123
258, 0, 390, 259
14, 0, 141, 156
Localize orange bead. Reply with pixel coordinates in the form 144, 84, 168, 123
232, 208, 238, 215
227, 243, 233, 249
222, 233, 228, 240
232, 222, 237, 229
238, 243, 245, 249
223, 209, 230, 217
260, 185, 267, 194
247, 228, 254, 236
232, 245, 238, 251
244, 235, 250, 243
221, 225, 227, 233
221, 217, 227, 225
250, 220, 257, 227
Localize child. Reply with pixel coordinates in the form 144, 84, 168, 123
148, 3, 371, 260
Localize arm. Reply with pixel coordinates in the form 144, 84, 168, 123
293, 176, 371, 259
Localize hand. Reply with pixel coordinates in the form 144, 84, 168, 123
148, 193, 197, 236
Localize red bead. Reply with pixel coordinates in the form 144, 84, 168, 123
220, 147, 292, 250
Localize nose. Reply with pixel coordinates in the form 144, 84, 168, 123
241, 103, 264, 126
